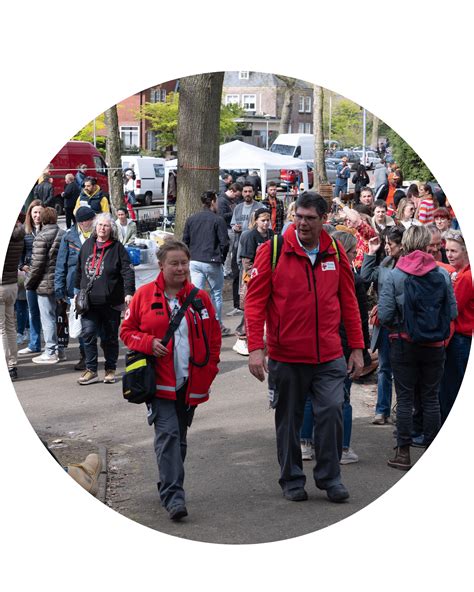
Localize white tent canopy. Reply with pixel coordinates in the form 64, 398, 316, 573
163, 140, 309, 214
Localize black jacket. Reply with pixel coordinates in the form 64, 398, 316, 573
75, 238, 135, 306
217, 194, 235, 228
183, 208, 229, 264
1, 223, 25, 285
33, 181, 54, 207
63, 182, 80, 209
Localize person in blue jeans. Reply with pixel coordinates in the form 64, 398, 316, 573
18, 200, 44, 354
301, 229, 370, 464
360, 226, 405, 424
333, 156, 351, 198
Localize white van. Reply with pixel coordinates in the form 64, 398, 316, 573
269, 133, 315, 161
121, 156, 165, 206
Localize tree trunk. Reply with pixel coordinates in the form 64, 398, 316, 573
175, 72, 224, 238
104, 105, 123, 213
313, 85, 327, 191
371, 115, 379, 150
276, 75, 296, 135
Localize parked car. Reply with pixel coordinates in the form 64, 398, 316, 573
121, 156, 165, 206
279, 159, 338, 189
270, 133, 315, 160
333, 150, 361, 170
354, 150, 381, 170
49, 141, 109, 215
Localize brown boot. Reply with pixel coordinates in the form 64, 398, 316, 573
387, 445, 411, 471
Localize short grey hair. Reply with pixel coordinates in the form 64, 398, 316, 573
92, 212, 118, 241
401, 224, 431, 254
444, 229, 466, 251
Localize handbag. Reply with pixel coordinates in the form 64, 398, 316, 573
122, 287, 200, 404
75, 248, 106, 316
56, 301, 69, 348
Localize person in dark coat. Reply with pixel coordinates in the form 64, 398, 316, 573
33, 177, 54, 207
62, 174, 81, 229
1, 218, 25, 379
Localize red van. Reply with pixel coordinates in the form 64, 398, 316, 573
49, 141, 109, 214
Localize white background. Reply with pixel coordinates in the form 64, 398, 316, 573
1, 1, 473, 590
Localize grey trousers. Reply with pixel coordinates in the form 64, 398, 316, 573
149, 385, 195, 511
268, 356, 347, 493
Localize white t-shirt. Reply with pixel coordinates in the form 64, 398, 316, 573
165, 293, 189, 390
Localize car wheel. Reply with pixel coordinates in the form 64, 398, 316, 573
144, 193, 152, 206
54, 202, 63, 217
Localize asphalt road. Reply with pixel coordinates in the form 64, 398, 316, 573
13, 292, 425, 544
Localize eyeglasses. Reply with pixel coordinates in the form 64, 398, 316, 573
295, 213, 321, 223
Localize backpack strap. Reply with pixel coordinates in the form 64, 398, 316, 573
330, 238, 340, 262
161, 286, 200, 347
270, 234, 284, 271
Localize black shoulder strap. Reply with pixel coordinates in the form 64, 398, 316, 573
161, 286, 200, 347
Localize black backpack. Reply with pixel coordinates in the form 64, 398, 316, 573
402, 268, 450, 343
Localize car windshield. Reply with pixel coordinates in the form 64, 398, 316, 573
270, 144, 295, 156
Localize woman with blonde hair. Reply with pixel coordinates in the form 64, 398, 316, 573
18, 199, 44, 355
282, 201, 296, 234
396, 198, 421, 229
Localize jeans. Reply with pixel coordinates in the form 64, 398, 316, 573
26, 289, 42, 351
439, 333, 472, 424
15, 299, 29, 335
334, 182, 348, 198
81, 305, 121, 372
189, 260, 224, 323
375, 327, 393, 417
65, 207, 76, 230
390, 339, 444, 447
37, 294, 60, 356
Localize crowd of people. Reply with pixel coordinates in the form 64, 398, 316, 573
1, 159, 472, 520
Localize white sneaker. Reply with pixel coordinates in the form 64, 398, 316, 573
232, 339, 249, 356
32, 352, 59, 365
226, 307, 243, 317
18, 347, 40, 355
301, 440, 313, 461
340, 448, 359, 464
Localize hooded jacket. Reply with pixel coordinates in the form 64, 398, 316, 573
1, 223, 25, 285
74, 237, 135, 306
245, 224, 365, 364
25, 224, 65, 295
378, 250, 457, 336
74, 185, 110, 214
54, 225, 82, 300
119, 273, 221, 406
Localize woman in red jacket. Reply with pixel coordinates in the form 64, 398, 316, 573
438, 230, 473, 424
120, 239, 221, 521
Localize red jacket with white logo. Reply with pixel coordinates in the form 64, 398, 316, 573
245, 224, 364, 363
119, 273, 221, 405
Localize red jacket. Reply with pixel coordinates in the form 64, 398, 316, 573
119, 273, 221, 406
453, 264, 474, 336
245, 225, 364, 363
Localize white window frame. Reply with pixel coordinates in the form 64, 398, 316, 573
298, 96, 305, 113
120, 125, 140, 149
305, 96, 312, 113
242, 94, 256, 111
238, 71, 249, 80
298, 122, 305, 133
225, 94, 240, 106
304, 122, 312, 134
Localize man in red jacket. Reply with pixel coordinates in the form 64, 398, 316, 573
246, 192, 364, 503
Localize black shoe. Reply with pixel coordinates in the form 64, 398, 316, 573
283, 488, 308, 502
74, 357, 86, 371
326, 483, 350, 503
8, 367, 18, 381
169, 505, 188, 521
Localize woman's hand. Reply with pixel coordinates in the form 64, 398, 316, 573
368, 236, 382, 255
152, 338, 169, 357
125, 295, 133, 306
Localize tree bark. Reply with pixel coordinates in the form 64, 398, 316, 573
276, 75, 296, 135
175, 72, 224, 238
104, 105, 123, 213
313, 85, 327, 191
371, 115, 379, 150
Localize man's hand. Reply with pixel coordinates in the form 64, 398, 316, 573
125, 294, 133, 306
248, 348, 268, 382
347, 349, 364, 380
152, 338, 169, 358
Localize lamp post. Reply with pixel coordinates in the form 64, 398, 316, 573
264, 113, 271, 150
362, 108, 367, 166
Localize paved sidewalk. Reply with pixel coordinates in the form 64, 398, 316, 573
14, 294, 424, 544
